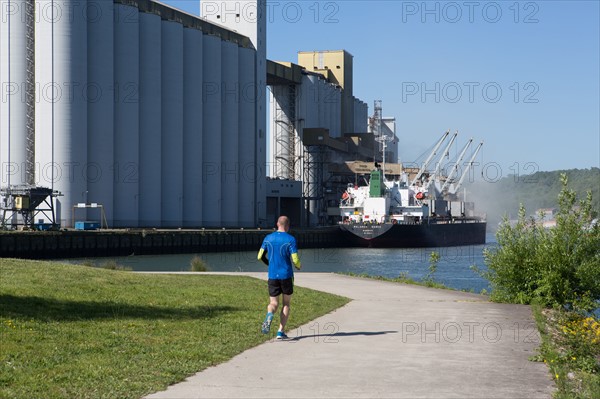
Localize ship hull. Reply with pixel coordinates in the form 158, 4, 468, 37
338, 221, 487, 248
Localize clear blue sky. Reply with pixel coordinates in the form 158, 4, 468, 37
164, 1, 599, 176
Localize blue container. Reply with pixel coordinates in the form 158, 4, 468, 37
75, 221, 100, 231
34, 223, 53, 231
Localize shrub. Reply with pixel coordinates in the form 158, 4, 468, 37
423, 251, 440, 286
190, 256, 209, 272
559, 314, 600, 370
483, 174, 600, 313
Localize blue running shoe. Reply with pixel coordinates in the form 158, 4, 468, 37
261, 314, 273, 334
276, 331, 288, 340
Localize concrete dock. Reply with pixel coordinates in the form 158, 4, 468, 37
0, 228, 347, 259
146, 273, 555, 398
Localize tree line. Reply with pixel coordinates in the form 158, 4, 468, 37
466, 167, 599, 228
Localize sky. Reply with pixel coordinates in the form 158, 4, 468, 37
164, 0, 600, 178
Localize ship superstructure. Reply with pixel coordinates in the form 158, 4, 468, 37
338, 131, 486, 247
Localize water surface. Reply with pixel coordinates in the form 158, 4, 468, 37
68, 234, 496, 293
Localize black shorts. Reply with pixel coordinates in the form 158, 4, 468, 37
268, 278, 294, 297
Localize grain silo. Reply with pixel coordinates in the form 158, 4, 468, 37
1, 0, 268, 228
1, 0, 29, 188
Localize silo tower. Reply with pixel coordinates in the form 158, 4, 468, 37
201, 0, 267, 227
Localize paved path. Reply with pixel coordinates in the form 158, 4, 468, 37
146, 273, 555, 398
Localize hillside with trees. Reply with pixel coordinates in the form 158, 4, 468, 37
465, 167, 599, 229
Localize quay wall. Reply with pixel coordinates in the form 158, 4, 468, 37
0, 228, 348, 259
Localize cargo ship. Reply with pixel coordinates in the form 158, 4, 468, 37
338, 131, 487, 247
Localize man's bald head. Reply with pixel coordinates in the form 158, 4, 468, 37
277, 216, 290, 232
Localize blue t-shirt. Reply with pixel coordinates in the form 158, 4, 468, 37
261, 231, 298, 280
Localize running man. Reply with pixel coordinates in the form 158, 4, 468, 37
257, 216, 301, 339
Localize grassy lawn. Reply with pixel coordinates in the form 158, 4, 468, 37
0, 259, 350, 399
340, 272, 453, 291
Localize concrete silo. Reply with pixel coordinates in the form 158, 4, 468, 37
55, 0, 89, 221
113, 3, 139, 227
87, 0, 115, 225
300, 74, 319, 129
238, 47, 256, 227
330, 83, 342, 138
354, 97, 368, 133
138, 11, 162, 227
182, 27, 203, 227
202, 0, 267, 227
34, 0, 54, 194
1, 0, 30, 187
221, 40, 239, 227
201, 34, 222, 227
160, 20, 184, 227
40, 0, 89, 226
4, 0, 268, 229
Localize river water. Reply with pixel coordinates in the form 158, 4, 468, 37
69, 233, 497, 293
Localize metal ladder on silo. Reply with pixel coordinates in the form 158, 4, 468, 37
25, 0, 36, 185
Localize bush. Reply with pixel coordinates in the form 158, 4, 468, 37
531, 306, 600, 397
423, 251, 440, 286
559, 314, 600, 371
482, 174, 600, 313
190, 256, 209, 272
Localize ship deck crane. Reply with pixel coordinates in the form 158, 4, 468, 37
426, 131, 458, 194
410, 131, 450, 186
440, 138, 473, 193
449, 142, 484, 195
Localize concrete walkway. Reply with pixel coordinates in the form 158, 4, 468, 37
145, 273, 555, 398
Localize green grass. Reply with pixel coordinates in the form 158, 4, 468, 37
339, 272, 457, 291
0, 259, 350, 399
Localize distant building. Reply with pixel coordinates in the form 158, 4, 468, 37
537, 208, 557, 229
267, 51, 399, 226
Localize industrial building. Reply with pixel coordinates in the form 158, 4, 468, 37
1, 0, 266, 228
267, 52, 398, 226
1, 0, 398, 230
